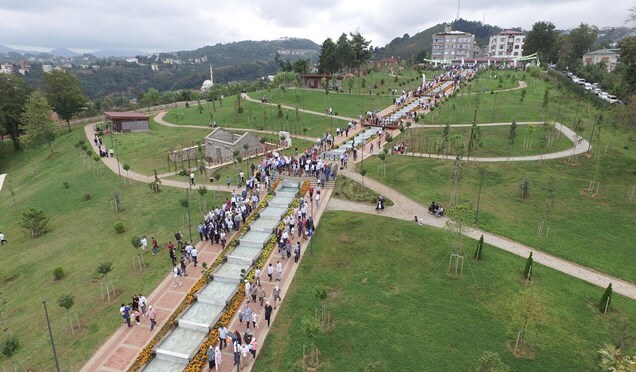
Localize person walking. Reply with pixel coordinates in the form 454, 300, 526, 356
264, 301, 273, 327
148, 305, 157, 330
219, 326, 228, 349
151, 237, 159, 255
249, 338, 257, 359
214, 346, 222, 371
294, 241, 301, 263
191, 246, 199, 267
207, 345, 215, 369
257, 285, 266, 307
140, 236, 148, 253
243, 305, 252, 329
273, 286, 281, 309
250, 282, 258, 303
254, 267, 261, 285
251, 312, 258, 329
179, 256, 188, 277
190, 171, 196, 186
0, 232, 7, 245
275, 261, 283, 281
122, 303, 132, 327
244, 280, 251, 303
267, 263, 274, 281
139, 294, 147, 316
173, 264, 182, 287
168, 241, 177, 266
233, 339, 241, 367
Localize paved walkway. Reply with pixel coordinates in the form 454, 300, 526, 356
405, 121, 589, 162
459, 80, 528, 95
327, 169, 636, 300
204, 190, 333, 372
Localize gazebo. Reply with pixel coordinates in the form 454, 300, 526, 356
104, 112, 150, 133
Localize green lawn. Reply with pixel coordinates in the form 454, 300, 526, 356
425, 73, 601, 130
359, 134, 636, 282
162, 99, 349, 139
332, 176, 394, 207
256, 212, 636, 371
0, 128, 227, 370
396, 124, 573, 157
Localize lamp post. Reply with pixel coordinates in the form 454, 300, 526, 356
185, 187, 193, 243
43, 301, 61, 372
475, 170, 485, 224
110, 133, 121, 177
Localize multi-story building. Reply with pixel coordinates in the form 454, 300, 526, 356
431, 24, 476, 61
488, 30, 525, 58
582, 49, 620, 72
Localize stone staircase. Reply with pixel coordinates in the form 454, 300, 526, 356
280, 175, 335, 189
142, 181, 300, 371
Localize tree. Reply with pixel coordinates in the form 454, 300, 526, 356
335, 33, 353, 72
97, 262, 113, 278
349, 30, 372, 75
562, 23, 598, 67
520, 177, 531, 199
599, 283, 613, 314
20, 207, 49, 238
42, 70, 88, 132
445, 204, 474, 255
292, 58, 311, 74
317, 38, 338, 74
523, 252, 533, 280
21, 91, 57, 155
0, 74, 32, 150
524, 21, 558, 63
476, 351, 509, 372
300, 314, 323, 340
508, 120, 518, 155
475, 235, 484, 260
511, 287, 545, 353
617, 37, 636, 94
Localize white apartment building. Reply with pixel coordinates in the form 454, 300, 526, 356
431, 24, 476, 61
488, 30, 525, 58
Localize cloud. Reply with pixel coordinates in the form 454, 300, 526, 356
0, 0, 629, 52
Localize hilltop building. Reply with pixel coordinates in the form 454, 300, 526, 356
431, 24, 476, 61
488, 30, 525, 58
201, 64, 214, 93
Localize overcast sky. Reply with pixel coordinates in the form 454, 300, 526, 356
0, 0, 631, 53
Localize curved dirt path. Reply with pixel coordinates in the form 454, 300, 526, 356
327, 169, 636, 300
459, 80, 528, 95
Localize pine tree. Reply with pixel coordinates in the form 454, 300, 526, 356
599, 283, 613, 314
523, 252, 533, 280
475, 235, 484, 260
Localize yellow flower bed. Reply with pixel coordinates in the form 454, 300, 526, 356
129, 193, 273, 371
300, 180, 310, 197
183, 193, 301, 370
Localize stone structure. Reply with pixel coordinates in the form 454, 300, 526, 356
204, 127, 262, 164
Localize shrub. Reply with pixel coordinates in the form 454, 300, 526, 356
83, 193, 92, 201
178, 169, 187, 176
523, 252, 533, 280
131, 236, 142, 249
599, 283, 613, 314
57, 293, 75, 310
53, 266, 64, 280
62, 181, 70, 189
300, 315, 323, 339
113, 220, 125, 234
315, 285, 329, 301
19, 207, 49, 238
97, 262, 113, 277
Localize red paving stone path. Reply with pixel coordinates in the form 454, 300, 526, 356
204, 190, 332, 372
80, 189, 266, 371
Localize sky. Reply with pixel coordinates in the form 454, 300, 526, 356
0, 0, 631, 53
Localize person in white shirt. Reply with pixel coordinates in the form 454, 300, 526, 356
173, 265, 182, 287
189, 172, 196, 186
140, 236, 148, 252
0, 232, 6, 245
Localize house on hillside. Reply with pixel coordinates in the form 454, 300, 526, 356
431, 24, 476, 61
104, 111, 150, 133
204, 127, 262, 163
374, 57, 401, 72
299, 74, 344, 90
582, 49, 620, 72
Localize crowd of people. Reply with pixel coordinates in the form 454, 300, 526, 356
119, 293, 157, 330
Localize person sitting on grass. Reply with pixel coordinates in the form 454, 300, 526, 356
435, 206, 444, 218
428, 202, 439, 214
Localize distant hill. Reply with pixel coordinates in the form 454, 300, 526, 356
50, 47, 79, 58
92, 49, 148, 58
0, 44, 16, 53
374, 19, 503, 60
168, 38, 320, 67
